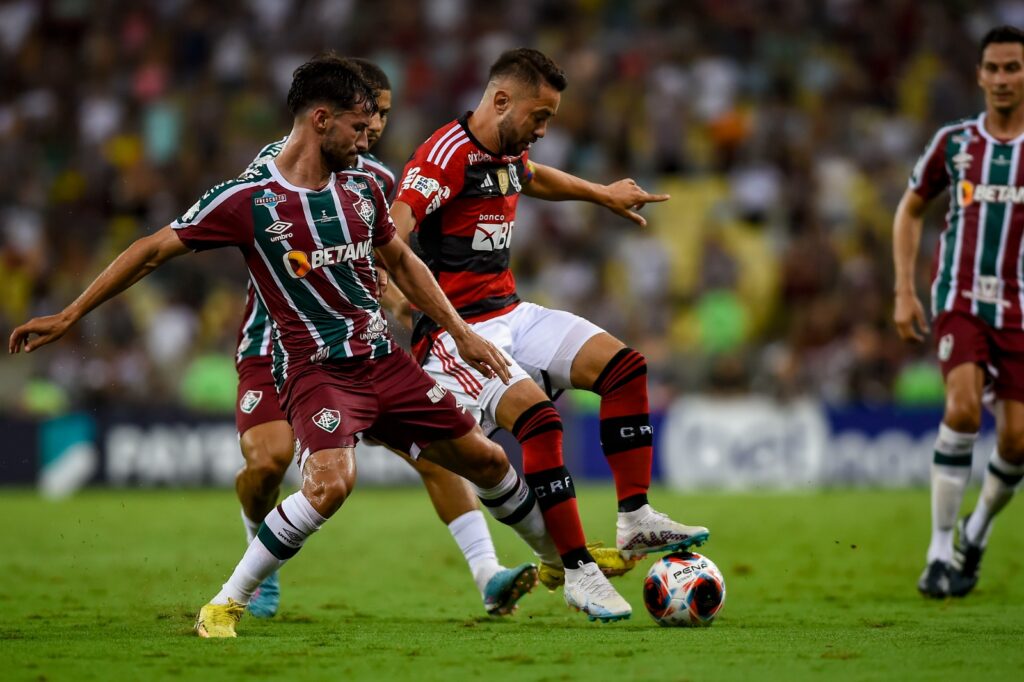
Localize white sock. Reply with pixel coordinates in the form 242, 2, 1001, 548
213, 492, 326, 605
475, 465, 561, 567
241, 509, 261, 544
448, 510, 501, 595
927, 424, 976, 563
965, 451, 1024, 546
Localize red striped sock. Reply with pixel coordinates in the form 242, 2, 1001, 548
515, 401, 588, 559
593, 348, 653, 510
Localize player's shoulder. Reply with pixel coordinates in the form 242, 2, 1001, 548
358, 152, 394, 178
179, 164, 272, 223
927, 115, 981, 144
411, 117, 473, 169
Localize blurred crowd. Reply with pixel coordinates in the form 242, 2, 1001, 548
1, 0, 1016, 415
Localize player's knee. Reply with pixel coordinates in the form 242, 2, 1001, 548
242, 441, 292, 485
943, 397, 982, 434
593, 347, 647, 395
470, 440, 509, 488
302, 455, 356, 517
997, 427, 1024, 463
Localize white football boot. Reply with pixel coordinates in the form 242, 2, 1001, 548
563, 561, 632, 622
616, 504, 710, 559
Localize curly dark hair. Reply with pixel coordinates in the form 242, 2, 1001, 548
349, 58, 391, 93
487, 47, 567, 92
286, 53, 378, 117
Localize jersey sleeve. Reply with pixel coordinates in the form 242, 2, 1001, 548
171, 181, 252, 251
521, 153, 536, 187
394, 155, 463, 225
368, 178, 397, 248
908, 128, 951, 200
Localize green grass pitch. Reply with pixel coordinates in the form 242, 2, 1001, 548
1, 486, 1022, 681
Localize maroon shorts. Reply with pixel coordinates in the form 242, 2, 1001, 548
236, 356, 288, 435
283, 349, 476, 468
934, 311, 1024, 402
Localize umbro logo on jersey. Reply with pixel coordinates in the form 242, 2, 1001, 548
993, 155, 1012, 166
312, 408, 341, 433
266, 220, 293, 242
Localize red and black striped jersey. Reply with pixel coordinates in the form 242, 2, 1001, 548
395, 112, 535, 357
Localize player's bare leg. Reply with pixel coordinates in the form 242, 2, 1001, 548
954, 398, 1024, 596
570, 332, 709, 558
493, 381, 631, 621
196, 447, 352, 637
414, 427, 540, 615
919, 362, 983, 597
393, 451, 522, 615
235, 420, 293, 618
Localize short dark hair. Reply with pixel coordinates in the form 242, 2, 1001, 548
979, 25, 1024, 63
286, 53, 377, 117
488, 48, 567, 92
349, 58, 391, 93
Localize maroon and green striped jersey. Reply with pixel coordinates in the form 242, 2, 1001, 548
172, 157, 396, 389
911, 113, 1024, 328
235, 138, 396, 365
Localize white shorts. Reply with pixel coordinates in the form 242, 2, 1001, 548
421, 302, 604, 434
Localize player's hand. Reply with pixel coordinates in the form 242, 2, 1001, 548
9, 312, 74, 354
451, 329, 512, 385
893, 291, 929, 342
603, 178, 670, 227
375, 265, 390, 297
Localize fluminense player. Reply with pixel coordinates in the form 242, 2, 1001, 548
9, 55, 556, 638
232, 58, 547, 620
389, 48, 711, 621
894, 25, 1024, 598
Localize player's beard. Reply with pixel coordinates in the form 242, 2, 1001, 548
497, 116, 530, 157
321, 141, 356, 172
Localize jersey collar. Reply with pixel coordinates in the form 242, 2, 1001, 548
267, 158, 336, 193
977, 112, 1024, 146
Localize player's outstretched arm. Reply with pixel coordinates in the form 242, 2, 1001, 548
522, 162, 670, 226
892, 188, 930, 343
375, 235, 511, 383
9, 226, 190, 354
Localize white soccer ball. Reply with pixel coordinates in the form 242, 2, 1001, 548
642, 551, 726, 627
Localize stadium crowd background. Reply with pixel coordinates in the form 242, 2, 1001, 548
1, 0, 1018, 417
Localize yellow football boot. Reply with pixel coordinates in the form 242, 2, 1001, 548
538, 543, 639, 591
195, 599, 245, 638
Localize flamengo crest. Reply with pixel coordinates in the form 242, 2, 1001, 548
313, 408, 341, 433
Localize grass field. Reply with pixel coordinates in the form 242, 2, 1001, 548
1, 485, 1022, 681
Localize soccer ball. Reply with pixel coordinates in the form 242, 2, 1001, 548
643, 551, 726, 627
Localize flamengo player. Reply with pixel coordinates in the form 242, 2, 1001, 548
390, 48, 710, 621
9, 55, 551, 638
232, 59, 547, 620
894, 26, 1024, 598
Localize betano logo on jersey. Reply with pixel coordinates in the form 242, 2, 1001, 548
957, 180, 1024, 207
283, 240, 373, 279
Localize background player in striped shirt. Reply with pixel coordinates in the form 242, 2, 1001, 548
8, 55, 560, 638
231, 59, 555, 620
390, 48, 711, 621
893, 25, 1024, 598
